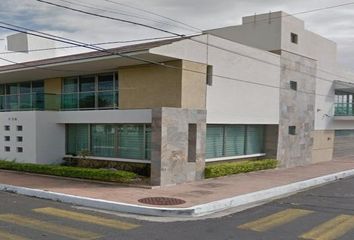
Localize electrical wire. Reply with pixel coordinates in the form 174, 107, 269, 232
0, 36, 179, 55
0, 24, 335, 99
103, 0, 203, 32
35, 0, 185, 37
33, 0, 354, 84
53, 0, 199, 33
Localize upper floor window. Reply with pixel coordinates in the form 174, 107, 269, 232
291, 33, 298, 44
0, 80, 44, 111
61, 72, 118, 110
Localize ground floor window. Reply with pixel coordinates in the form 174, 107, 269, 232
206, 124, 264, 159
66, 124, 151, 160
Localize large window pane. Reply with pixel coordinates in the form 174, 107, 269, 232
206, 125, 224, 159
6, 84, 18, 95
0, 96, 4, 110
62, 93, 78, 110
79, 92, 95, 109
246, 126, 264, 155
79, 76, 95, 92
20, 82, 31, 94
19, 94, 32, 109
0, 85, 4, 95
91, 124, 116, 157
118, 125, 145, 160
5, 95, 18, 110
66, 124, 89, 155
98, 91, 114, 108
32, 93, 44, 110
32, 80, 44, 93
224, 125, 245, 157
98, 74, 113, 91
63, 77, 78, 93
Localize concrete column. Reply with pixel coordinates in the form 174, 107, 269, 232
151, 107, 206, 186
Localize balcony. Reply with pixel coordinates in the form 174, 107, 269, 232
334, 103, 354, 116
0, 91, 119, 112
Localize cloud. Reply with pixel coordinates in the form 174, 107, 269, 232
0, 0, 354, 69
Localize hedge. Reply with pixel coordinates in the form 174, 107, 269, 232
205, 159, 278, 178
0, 160, 138, 183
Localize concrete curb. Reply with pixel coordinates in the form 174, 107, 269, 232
1, 168, 354, 218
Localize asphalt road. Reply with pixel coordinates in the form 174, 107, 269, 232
0, 176, 354, 240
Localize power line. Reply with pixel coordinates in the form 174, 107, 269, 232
53, 0, 199, 33
0, 23, 336, 99
33, 0, 354, 84
35, 0, 185, 37
103, 0, 203, 32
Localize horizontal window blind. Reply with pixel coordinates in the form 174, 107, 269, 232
206, 124, 264, 159
66, 124, 151, 160
246, 125, 264, 155
224, 125, 245, 157
206, 125, 224, 159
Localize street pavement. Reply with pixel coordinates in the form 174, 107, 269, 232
0, 176, 353, 240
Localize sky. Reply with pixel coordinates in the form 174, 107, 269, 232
0, 0, 354, 69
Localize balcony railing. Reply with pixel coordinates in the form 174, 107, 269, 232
334, 103, 354, 116
0, 91, 119, 112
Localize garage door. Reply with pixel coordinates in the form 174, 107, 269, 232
334, 130, 354, 159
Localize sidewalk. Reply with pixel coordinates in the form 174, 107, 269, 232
0, 159, 353, 217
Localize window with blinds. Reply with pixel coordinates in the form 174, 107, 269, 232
66, 124, 89, 155
206, 124, 264, 159
66, 124, 151, 160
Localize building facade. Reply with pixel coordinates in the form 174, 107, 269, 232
0, 12, 353, 186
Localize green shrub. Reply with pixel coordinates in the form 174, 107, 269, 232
0, 160, 138, 183
205, 159, 278, 178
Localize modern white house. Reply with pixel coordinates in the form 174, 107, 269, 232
0, 11, 354, 186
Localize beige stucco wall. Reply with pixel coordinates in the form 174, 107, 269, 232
44, 78, 61, 110
181, 61, 207, 109
312, 130, 334, 164
119, 60, 182, 109
44, 78, 61, 94
119, 60, 207, 110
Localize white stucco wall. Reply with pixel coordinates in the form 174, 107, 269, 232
151, 34, 281, 125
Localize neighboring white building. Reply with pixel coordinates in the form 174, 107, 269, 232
0, 33, 57, 66
0, 11, 354, 186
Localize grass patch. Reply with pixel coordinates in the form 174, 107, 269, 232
0, 160, 138, 183
205, 159, 278, 178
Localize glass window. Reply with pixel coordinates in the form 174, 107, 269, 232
79, 76, 95, 92
66, 124, 89, 155
0, 85, 4, 95
118, 125, 146, 160
63, 77, 78, 93
0, 96, 4, 110
79, 92, 95, 109
206, 125, 264, 159
206, 125, 224, 159
19, 94, 32, 109
5, 95, 18, 110
6, 84, 18, 95
20, 82, 31, 94
62, 93, 78, 110
246, 126, 264, 155
224, 125, 245, 157
91, 124, 116, 157
32, 80, 44, 93
32, 92, 44, 110
98, 91, 114, 108
98, 74, 113, 91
